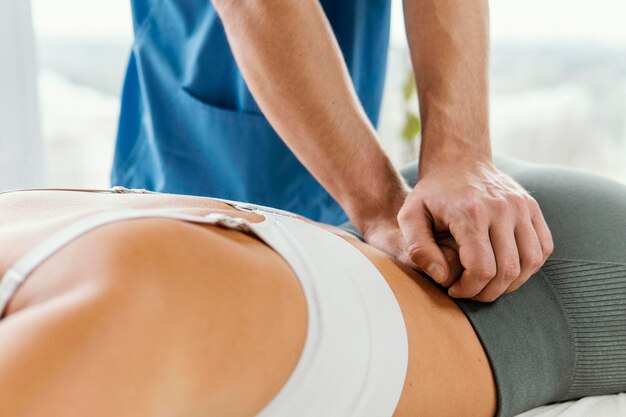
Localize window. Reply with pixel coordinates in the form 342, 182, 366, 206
32, 0, 132, 187
380, 0, 626, 182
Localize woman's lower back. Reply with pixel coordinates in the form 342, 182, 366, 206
0, 189, 496, 417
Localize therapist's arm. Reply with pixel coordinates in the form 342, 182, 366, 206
211, 0, 412, 263
399, 0, 554, 301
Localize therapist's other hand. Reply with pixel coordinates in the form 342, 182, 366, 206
362, 219, 466, 292
361, 217, 418, 269
358, 208, 463, 282
355, 188, 418, 269
397, 159, 554, 302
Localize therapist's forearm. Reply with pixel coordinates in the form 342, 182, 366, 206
404, 0, 492, 174
211, 0, 407, 230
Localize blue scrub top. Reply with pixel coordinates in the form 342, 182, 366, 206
112, 0, 391, 225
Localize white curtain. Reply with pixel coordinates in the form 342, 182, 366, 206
0, 0, 42, 189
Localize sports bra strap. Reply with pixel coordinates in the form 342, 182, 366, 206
0, 209, 263, 317
0, 186, 155, 195
0, 187, 298, 218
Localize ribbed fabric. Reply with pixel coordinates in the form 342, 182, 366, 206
542, 259, 626, 400
455, 266, 575, 417
455, 258, 626, 417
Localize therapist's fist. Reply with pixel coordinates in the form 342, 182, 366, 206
397, 159, 554, 302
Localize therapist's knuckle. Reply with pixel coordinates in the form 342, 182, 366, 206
507, 193, 527, 210
491, 196, 508, 213
460, 198, 486, 224
474, 263, 497, 282
407, 243, 429, 262
407, 241, 423, 254
525, 195, 540, 211
500, 261, 521, 281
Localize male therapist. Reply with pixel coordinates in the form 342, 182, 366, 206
111, 0, 553, 301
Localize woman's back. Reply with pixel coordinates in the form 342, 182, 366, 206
0, 189, 496, 417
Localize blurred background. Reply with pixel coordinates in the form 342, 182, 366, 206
1, 0, 625, 189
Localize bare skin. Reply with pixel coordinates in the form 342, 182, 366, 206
210, 0, 554, 301
0, 190, 496, 416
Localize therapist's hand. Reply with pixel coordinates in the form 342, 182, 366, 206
360, 214, 464, 287
397, 158, 554, 302
356, 192, 462, 277
361, 217, 416, 268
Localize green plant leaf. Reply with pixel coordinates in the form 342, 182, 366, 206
402, 72, 416, 101
402, 112, 421, 143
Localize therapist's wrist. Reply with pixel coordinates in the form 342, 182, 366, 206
343, 176, 416, 267
344, 173, 409, 238
418, 131, 493, 178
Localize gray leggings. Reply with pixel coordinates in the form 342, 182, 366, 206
341, 155, 626, 417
